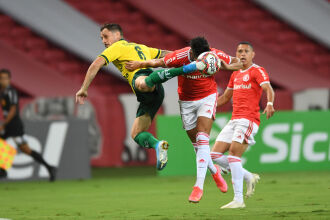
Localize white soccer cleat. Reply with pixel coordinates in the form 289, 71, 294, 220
246, 173, 260, 198
156, 140, 169, 170
220, 200, 246, 209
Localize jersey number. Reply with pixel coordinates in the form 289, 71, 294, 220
134, 46, 146, 60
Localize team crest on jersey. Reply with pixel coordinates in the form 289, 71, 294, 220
243, 74, 250, 82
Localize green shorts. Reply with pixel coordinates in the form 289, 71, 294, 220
132, 69, 165, 120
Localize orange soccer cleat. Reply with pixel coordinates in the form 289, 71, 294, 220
189, 186, 203, 203
212, 165, 228, 193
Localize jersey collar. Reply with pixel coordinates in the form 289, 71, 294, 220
240, 63, 255, 73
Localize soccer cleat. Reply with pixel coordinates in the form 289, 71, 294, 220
220, 200, 246, 209
189, 186, 203, 203
155, 141, 169, 170
48, 166, 57, 182
212, 165, 228, 193
246, 173, 260, 198
0, 168, 7, 179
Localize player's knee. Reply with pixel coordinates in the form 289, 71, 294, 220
131, 131, 137, 140
136, 80, 154, 92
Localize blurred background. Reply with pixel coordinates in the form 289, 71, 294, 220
0, 0, 329, 181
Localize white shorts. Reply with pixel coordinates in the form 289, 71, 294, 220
216, 118, 259, 146
179, 93, 217, 131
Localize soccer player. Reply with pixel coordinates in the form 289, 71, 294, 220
125, 37, 243, 203
75, 23, 197, 170
211, 42, 275, 209
0, 69, 57, 181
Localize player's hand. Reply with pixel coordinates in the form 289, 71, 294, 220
125, 61, 141, 71
220, 59, 229, 70
75, 89, 88, 105
263, 104, 275, 119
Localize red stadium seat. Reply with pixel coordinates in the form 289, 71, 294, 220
64, 0, 186, 51
25, 38, 49, 50
191, 0, 330, 79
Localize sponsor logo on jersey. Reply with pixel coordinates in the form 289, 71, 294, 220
243, 74, 250, 82
234, 83, 251, 90
185, 74, 210, 79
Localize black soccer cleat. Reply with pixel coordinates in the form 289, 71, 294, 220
0, 168, 7, 179
48, 166, 57, 182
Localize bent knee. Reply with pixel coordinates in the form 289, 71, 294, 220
131, 131, 137, 140
135, 79, 154, 92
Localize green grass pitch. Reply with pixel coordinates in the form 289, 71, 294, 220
0, 168, 329, 220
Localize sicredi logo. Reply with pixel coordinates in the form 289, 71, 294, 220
234, 83, 251, 90
261, 123, 329, 163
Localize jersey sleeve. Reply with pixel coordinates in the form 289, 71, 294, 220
227, 73, 235, 90
252, 67, 270, 86
213, 49, 231, 64
163, 47, 189, 68
99, 44, 121, 66
8, 89, 18, 106
148, 47, 161, 59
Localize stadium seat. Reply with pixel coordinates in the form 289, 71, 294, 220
191, 0, 330, 78
64, 0, 186, 50
0, 12, 129, 99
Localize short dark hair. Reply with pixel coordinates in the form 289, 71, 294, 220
100, 23, 123, 36
190, 37, 210, 58
238, 41, 253, 50
0, 68, 11, 78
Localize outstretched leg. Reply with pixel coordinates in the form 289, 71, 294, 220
19, 143, 56, 182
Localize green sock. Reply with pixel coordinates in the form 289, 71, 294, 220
134, 131, 159, 149
145, 66, 186, 88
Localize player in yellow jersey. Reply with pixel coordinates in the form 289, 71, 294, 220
75, 23, 198, 170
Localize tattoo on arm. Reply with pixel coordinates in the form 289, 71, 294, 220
159, 50, 172, 58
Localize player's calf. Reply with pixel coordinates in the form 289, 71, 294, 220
144, 62, 197, 88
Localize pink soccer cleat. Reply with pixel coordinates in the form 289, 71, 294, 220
189, 186, 203, 203
212, 165, 228, 193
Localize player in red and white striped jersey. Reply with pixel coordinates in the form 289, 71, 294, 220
126, 37, 242, 203
211, 42, 275, 209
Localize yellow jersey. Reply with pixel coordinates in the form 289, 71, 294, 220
99, 39, 161, 89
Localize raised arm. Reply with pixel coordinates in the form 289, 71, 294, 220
76, 57, 105, 104
126, 49, 172, 71
261, 83, 275, 119
217, 88, 233, 107
159, 50, 172, 58
126, 58, 166, 71
220, 57, 243, 71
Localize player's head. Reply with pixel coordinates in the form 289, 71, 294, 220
0, 68, 11, 88
100, 23, 123, 48
190, 37, 211, 60
236, 41, 255, 66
